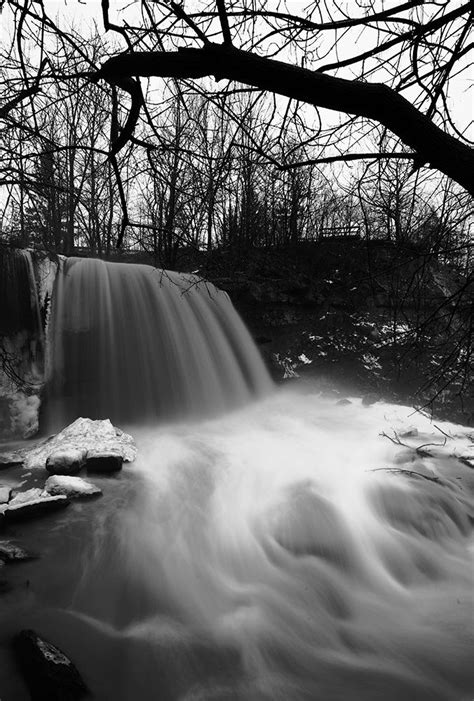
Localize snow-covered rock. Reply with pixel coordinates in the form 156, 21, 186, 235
1, 488, 69, 521
398, 426, 419, 438
25, 417, 137, 470
8, 488, 43, 505
46, 448, 86, 475
45, 475, 102, 499
0, 452, 24, 469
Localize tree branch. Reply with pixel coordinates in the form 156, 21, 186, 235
190, 2, 424, 33
318, 2, 472, 73
0, 85, 39, 119
216, 0, 232, 45
99, 44, 474, 195
166, 1, 210, 45
280, 152, 416, 170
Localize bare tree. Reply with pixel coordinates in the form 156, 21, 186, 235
2, 0, 472, 253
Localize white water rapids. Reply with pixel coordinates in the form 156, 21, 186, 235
62, 389, 473, 701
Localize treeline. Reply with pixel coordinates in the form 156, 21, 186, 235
0, 34, 471, 272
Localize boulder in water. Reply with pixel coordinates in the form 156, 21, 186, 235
399, 426, 419, 438
362, 392, 381, 406
25, 417, 137, 470
45, 475, 102, 499
46, 448, 86, 475
85, 450, 122, 474
13, 629, 88, 701
0, 540, 33, 562
1, 488, 69, 521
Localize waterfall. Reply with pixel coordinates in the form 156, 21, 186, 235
44, 257, 272, 430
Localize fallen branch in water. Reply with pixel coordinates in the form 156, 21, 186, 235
369, 467, 444, 485
380, 429, 449, 457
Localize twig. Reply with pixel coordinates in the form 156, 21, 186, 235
369, 467, 443, 484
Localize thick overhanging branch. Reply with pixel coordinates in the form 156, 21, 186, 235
99, 44, 474, 195
0, 85, 39, 119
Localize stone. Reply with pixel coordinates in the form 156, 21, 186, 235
9, 487, 43, 504
399, 426, 419, 438
45, 475, 102, 499
85, 450, 123, 473
0, 540, 33, 562
26, 417, 136, 470
13, 629, 88, 701
46, 448, 86, 475
336, 399, 352, 406
2, 488, 69, 522
0, 486, 12, 503
0, 452, 24, 469
362, 393, 381, 406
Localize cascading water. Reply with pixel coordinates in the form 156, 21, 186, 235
1, 256, 472, 700
44, 257, 272, 430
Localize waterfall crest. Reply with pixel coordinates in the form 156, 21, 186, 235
45, 257, 272, 429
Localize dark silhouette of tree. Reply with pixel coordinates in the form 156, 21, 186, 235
96, 1, 473, 196
1, 1, 472, 251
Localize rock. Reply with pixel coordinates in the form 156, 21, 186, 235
336, 399, 352, 406
399, 426, 419, 438
0, 486, 12, 503
362, 393, 380, 406
46, 448, 86, 475
13, 629, 88, 701
9, 487, 44, 504
25, 417, 136, 470
1, 488, 69, 522
0, 452, 24, 469
85, 450, 122, 474
0, 540, 33, 562
45, 475, 102, 499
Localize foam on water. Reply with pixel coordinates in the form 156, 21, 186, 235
68, 389, 473, 700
